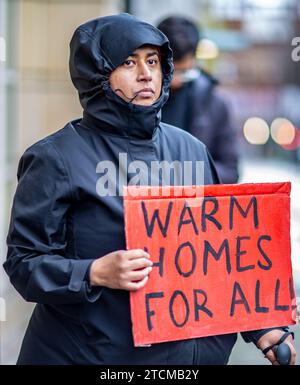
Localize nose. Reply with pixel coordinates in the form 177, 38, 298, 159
137, 62, 152, 82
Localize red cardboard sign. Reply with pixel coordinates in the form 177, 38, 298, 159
124, 183, 297, 346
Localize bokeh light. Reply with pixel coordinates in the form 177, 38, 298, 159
270, 118, 296, 146
243, 117, 270, 145
196, 39, 219, 60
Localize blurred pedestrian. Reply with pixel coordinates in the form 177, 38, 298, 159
158, 16, 239, 184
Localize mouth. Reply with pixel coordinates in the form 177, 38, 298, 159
136, 88, 155, 98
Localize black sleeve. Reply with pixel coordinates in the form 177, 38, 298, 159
3, 139, 102, 304
241, 327, 291, 345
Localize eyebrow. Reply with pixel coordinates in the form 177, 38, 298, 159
128, 51, 160, 59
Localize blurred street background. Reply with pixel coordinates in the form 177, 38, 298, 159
0, 0, 299, 364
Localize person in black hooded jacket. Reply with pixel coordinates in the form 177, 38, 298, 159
3, 13, 296, 365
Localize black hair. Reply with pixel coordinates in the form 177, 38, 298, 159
157, 16, 200, 61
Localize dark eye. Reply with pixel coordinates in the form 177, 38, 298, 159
124, 59, 134, 66
148, 58, 158, 65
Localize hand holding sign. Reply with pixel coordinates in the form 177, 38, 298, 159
90, 249, 153, 291
257, 329, 296, 365
124, 183, 297, 346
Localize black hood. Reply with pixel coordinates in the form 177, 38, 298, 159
69, 13, 174, 139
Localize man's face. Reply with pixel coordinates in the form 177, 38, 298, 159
109, 45, 162, 106
171, 53, 195, 90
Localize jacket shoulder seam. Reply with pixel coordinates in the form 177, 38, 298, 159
43, 138, 75, 201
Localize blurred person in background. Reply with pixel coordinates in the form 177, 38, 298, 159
158, 15, 239, 184
3, 13, 296, 365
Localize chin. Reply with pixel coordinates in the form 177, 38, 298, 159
133, 98, 156, 107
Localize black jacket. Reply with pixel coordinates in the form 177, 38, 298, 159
3, 13, 281, 365
162, 70, 239, 184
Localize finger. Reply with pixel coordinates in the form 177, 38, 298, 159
265, 349, 278, 365
128, 266, 152, 281
124, 249, 151, 260
127, 275, 149, 291
127, 257, 153, 271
